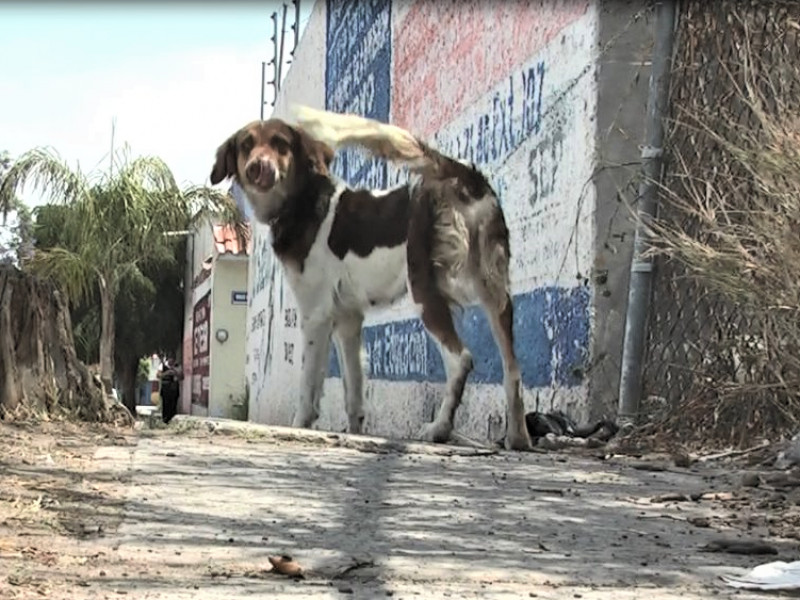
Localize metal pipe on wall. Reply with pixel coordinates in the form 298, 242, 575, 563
291, 0, 301, 56
278, 4, 288, 89
617, 0, 679, 424
260, 61, 267, 120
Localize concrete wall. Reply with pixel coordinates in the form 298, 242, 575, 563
182, 219, 215, 416
245, 0, 649, 439
589, 0, 653, 421
208, 257, 249, 419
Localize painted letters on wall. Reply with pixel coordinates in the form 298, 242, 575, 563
327, 1, 597, 395
192, 292, 211, 407
325, 0, 392, 189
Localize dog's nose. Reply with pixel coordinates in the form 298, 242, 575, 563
246, 160, 263, 181
246, 159, 276, 188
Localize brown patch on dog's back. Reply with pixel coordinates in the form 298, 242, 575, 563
327, 187, 411, 259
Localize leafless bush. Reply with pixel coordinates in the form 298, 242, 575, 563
642, 6, 800, 447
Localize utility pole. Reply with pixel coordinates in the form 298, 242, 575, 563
278, 4, 288, 88
109, 117, 117, 176
260, 62, 267, 120
290, 0, 301, 57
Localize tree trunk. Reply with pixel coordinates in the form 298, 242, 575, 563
118, 355, 138, 413
0, 265, 131, 424
98, 276, 116, 395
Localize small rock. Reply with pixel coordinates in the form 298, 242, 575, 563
673, 452, 692, 468
741, 472, 761, 488
688, 516, 711, 528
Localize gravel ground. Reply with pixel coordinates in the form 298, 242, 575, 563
1, 417, 796, 599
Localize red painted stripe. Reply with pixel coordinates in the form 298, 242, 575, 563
392, 0, 590, 137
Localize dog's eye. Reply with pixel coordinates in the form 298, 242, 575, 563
240, 136, 255, 154
271, 136, 290, 155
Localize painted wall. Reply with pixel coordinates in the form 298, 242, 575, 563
182, 217, 215, 416
208, 257, 249, 419
246, 0, 644, 439
589, 0, 653, 421
192, 291, 211, 409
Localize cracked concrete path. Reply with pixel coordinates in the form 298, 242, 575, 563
83, 419, 784, 599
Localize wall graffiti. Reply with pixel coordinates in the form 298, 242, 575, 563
243, 1, 602, 432
191, 292, 211, 407
328, 7, 597, 390
284, 341, 295, 365
328, 286, 591, 388
247, 238, 277, 399
181, 332, 193, 413
325, 0, 392, 189
251, 234, 274, 301
393, 0, 590, 137
432, 63, 545, 167
528, 123, 566, 210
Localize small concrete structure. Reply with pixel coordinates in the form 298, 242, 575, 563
182, 212, 251, 420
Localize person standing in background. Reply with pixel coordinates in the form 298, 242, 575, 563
160, 358, 182, 424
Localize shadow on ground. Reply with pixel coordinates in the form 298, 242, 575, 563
8, 422, 778, 599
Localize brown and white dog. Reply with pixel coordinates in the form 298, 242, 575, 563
209, 106, 532, 451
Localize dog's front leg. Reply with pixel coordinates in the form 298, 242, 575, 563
292, 316, 333, 429
333, 312, 366, 434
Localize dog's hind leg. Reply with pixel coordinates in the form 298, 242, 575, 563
482, 292, 532, 451
333, 312, 366, 434
415, 293, 473, 444
408, 193, 473, 444
293, 316, 334, 429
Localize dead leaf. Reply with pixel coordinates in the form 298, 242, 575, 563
268, 555, 305, 578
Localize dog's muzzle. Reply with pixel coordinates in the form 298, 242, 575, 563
245, 159, 277, 190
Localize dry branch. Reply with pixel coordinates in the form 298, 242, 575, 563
640, 0, 800, 448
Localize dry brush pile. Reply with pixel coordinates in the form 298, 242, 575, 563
641, 1, 800, 448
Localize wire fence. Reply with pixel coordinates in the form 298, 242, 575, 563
640, 0, 800, 447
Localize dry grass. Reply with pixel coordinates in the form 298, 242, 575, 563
640, 5, 800, 448
0, 421, 135, 599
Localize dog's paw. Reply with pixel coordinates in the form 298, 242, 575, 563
505, 428, 533, 451
292, 409, 319, 429
347, 415, 364, 435
419, 420, 453, 444
504, 415, 533, 451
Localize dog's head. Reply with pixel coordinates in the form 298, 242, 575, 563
209, 118, 334, 224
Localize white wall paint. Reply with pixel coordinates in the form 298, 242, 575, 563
245, 0, 602, 441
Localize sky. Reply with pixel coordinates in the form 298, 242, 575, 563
0, 1, 313, 208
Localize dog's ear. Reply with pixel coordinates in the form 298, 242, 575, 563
210, 133, 238, 185
295, 126, 335, 175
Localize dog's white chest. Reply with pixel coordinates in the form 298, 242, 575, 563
282, 204, 408, 319
338, 243, 408, 309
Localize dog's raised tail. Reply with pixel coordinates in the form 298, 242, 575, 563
293, 105, 430, 168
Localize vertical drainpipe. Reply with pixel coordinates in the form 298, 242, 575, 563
617, 0, 679, 425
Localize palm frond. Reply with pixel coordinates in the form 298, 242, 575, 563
73, 304, 101, 363
0, 148, 91, 212
185, 185, 248, 242
119, 155, 180, 194
29, 246, 96, 306
113, 261, 156, 297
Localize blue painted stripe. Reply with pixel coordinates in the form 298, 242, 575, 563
328, 285, 591, 388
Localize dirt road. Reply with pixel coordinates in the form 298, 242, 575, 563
0, 418, 794, 598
